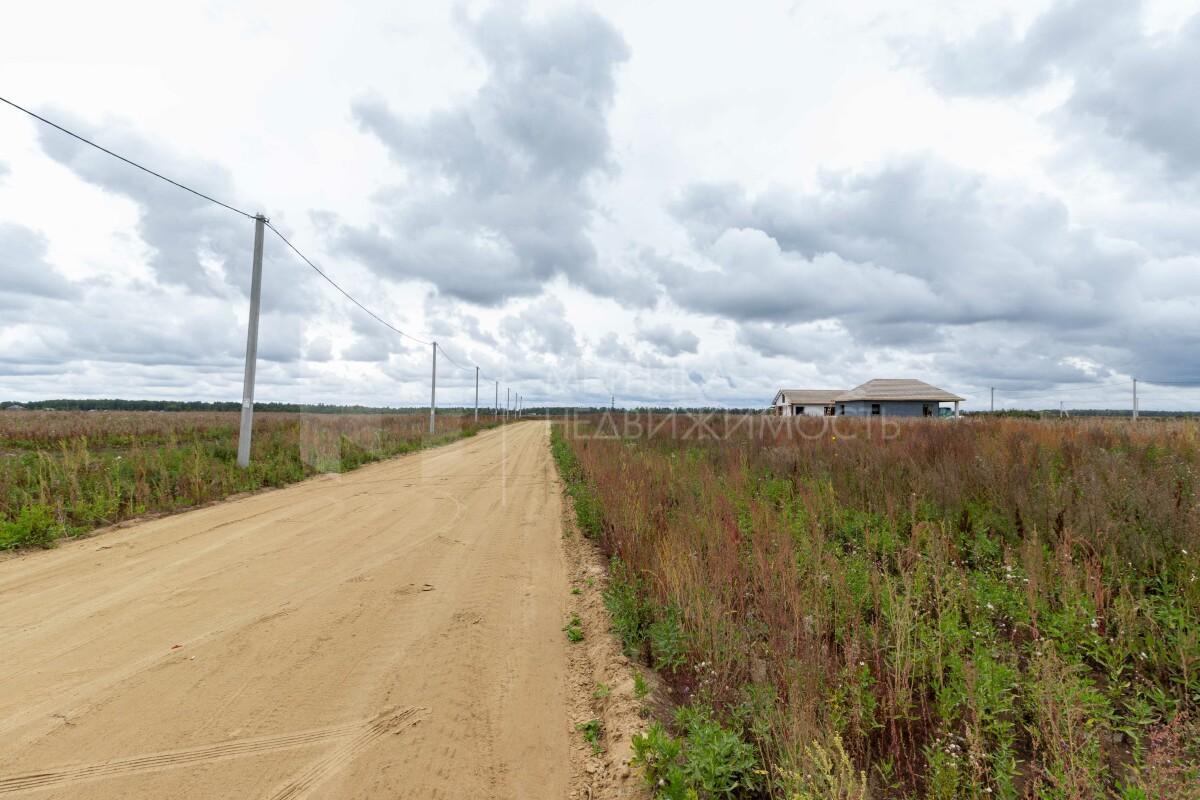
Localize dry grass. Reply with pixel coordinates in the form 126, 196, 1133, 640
557, 414, 1200, 799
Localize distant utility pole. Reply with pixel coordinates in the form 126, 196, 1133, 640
1059, 400, 1066, 418
495, 380, 499, 418
236, 214, 267, 469
474, 366, 479, 423
429, 342, 437, 435
1133, 378, 1138, 422
990, 387, 995, 413
611, 394, 615, 410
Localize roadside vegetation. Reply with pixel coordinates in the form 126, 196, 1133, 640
0, 410, 497, 550
554, 415, 1200, 799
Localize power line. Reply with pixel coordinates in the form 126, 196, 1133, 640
0, 95, 257, 220
3, 94, 522, 398
436, 344, 472, 372
265, 222, 430, 346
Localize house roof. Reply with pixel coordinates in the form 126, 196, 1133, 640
773, 389, 844, 405
836, 379, 964, 403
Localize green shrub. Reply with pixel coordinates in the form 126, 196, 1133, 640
649, 606, 688, 671
632, 707, 761, 799
0, 504, 63, 549
604, 558, 653, 655
563, 614, 585, 643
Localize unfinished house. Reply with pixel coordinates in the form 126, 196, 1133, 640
772, 379, 963, 417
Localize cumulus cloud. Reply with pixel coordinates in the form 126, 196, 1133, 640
0, 223, 79, 304
31, 110, 320, 317
500, 295, 581, 359
735, 321, 854, 363
35, 111, 254, 295
339, 5, 630, 306
914, 0, 1200, 182
592, 331, 634, 361
636, 320, 699, 357
669, 160, 1129, 330
663, 157, 1199, 385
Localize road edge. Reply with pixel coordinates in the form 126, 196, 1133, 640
551, 425, 654, 800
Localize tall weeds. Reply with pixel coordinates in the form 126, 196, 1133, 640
558, 415, 1200, 798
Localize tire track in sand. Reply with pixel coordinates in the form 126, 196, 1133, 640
0, 707, 424, 797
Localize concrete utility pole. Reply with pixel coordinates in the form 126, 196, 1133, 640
474, 366, 479, 423
990, 387, 995, 413
236, 214, 266, 469
494, 380, 499, 418
1133, 378, 1138, 422
506, 387, 510, 421
429, 342, 437, 435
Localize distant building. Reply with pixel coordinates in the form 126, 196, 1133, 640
772, 379, 963, 418
5, 404, 26, 411
769, 389, 842, 417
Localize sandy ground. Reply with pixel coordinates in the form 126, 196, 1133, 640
0, 421, 591, 799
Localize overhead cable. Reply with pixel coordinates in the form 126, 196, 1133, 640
0, 95, 257, 219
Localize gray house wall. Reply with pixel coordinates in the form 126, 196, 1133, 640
789, 403, 833, 417
838, 400, 939, 417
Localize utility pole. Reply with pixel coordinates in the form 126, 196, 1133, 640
474, 366, 479, 423
236, 214, 266, 469
1059, 400, 1065, 418
429, 342, 437, 435
506, 387, 510, 422
990, 387, 994, 413
611, 394, 615, 410
1133, 378, 1138, 422
495, 380, 499, 418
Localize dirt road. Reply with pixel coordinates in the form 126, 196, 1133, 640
0, 421, 574, 799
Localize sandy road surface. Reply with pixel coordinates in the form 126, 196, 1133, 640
0, 421, 573, 799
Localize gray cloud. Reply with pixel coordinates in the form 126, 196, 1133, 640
31, 111, 318, 315
340, 5, 629, 306
667, 159, 1130, 331
915, 1, 1200, 181
735, 322, 853, 363
663, 156, 1199, 385
34, 111, 253, 296
500, 296, 581, 359
305, 337, 333, 363
592, 332, 634, 362
636, 320, 699, 357
0, 223, 80, 303
424, 294, 498, 350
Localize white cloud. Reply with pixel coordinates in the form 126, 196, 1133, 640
1, 1, 1199, 410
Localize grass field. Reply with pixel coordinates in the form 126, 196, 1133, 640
0, 410, 495, 550
553, 415, 1200, 799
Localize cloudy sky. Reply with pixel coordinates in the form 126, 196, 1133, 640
2, 0, 1198, 410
